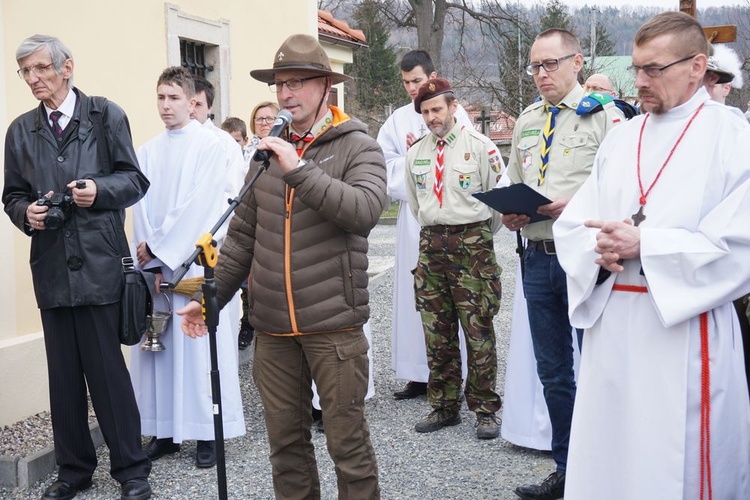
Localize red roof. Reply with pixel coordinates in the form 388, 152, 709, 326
465, 105, 516, 144
318, 10, 367, 45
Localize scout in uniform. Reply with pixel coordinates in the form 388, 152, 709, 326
405, 77, 504, 440
502, 28, 623, 500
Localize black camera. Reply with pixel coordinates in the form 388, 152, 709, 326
37, 192, 75, 230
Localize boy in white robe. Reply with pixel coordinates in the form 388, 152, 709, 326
130, 66, 245, 469
554, 13, 750, 499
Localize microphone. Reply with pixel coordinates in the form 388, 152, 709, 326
253, 109, 293, 163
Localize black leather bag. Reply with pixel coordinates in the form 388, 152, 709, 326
119, 257, 156, 346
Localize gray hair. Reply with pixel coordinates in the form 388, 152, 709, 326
16, 34, 74, 88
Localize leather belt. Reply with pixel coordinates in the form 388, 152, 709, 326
527, 239, 556, 255
423, 220, 488, 234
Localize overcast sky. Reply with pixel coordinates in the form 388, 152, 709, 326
555, 0, 744, 7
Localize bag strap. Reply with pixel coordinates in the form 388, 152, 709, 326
88, 95, 132, 264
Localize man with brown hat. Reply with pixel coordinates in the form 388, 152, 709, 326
178, 34, 384, 498
405, 77, 504, 440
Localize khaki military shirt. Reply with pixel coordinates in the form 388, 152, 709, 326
406, 121, 504, 229
507, 84, 623, 240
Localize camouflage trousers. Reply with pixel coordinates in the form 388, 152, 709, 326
413, 220, 502, 414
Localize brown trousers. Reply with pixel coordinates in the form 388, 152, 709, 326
253, 329, 380, 500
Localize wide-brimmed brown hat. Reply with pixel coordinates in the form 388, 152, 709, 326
250, 34, 351, 85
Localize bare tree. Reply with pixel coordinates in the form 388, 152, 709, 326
376, 0, 520, 72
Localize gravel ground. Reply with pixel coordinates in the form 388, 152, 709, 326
1, 223, 555, 499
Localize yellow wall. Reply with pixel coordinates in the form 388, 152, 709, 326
0, 0, 324, 426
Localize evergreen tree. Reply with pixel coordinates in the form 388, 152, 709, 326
540, 0, 573, 32
345, 0, 405, 136
582, 20, 617, 57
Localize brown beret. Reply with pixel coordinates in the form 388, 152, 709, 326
414, 77, 454, 113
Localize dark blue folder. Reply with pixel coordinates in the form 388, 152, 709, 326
472, 183, 553, 223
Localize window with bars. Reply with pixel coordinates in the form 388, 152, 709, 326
327, 87, 338, 107
180, 40, 214, 77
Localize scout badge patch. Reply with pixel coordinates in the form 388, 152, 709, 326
488, 148, 502, 173
521, 149, 533, 171
416, 173, 427, 190
459, 174, 471, 189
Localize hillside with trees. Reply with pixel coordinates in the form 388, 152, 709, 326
320, 0, 750, 135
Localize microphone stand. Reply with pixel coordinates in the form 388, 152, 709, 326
162, 146, 271, 500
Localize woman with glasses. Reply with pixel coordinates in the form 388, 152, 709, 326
248, 101, 280, 150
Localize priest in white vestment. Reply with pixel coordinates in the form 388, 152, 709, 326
130, 67, 245, 469
554, 13, 750, 499
376, 50, 472, 398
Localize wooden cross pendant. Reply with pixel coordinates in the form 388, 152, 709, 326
632, 205, 646, 227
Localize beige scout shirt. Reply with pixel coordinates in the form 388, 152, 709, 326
507, 84, 622, 241
406, 120, 504, 229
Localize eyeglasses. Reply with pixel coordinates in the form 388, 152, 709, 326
584, 85, 613, 94
17, 62, 55, 80
627, 55, 696, 78
269, 75, 324, 93
526, 54, 575, 76
254, 116, 276, 125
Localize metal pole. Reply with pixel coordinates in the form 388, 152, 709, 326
590, 7, 597, 73
517, 0, 523, 115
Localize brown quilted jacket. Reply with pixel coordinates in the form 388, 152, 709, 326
215, 106, 386, 335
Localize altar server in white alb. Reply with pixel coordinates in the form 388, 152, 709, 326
554, 12, 750, 499
377, 50, 473, 399
130, 66, 245, 469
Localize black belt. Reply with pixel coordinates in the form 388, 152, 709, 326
527, 239, 556, 255
423, 220, 488, 234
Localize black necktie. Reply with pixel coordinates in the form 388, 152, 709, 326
49, 110, 64, 137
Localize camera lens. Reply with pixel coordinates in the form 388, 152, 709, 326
45, 207, 65, 230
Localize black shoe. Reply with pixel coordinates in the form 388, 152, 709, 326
196, 440, 217, 468
144, 437, 180, 461
121, 478, 152, 500
42, 479, 92, 500
414, 408, 461, 433
393, 381, 427, 400
238, 324, 254, 350
514, 472, 565, 500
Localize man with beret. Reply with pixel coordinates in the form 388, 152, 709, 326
377, 50, 474, 402
179, 34, 384, 498
405, 77, 504, 440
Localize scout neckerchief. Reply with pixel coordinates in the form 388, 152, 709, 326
434, 139, 445, 207
538, 103, 566, 186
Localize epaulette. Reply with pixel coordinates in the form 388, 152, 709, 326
576, 92, 615, 116
520, 99, 545, 117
